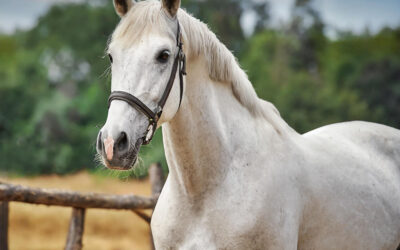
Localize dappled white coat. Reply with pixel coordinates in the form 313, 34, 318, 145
105, 1, 400, 249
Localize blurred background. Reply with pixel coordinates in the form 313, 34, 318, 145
0, 0, 400, 176
0, 0, 399, 248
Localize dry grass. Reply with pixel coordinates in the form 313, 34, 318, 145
1, 172, 153, 250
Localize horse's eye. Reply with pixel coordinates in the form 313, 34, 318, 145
108, 54, 113, 64
157, 50, 170, 63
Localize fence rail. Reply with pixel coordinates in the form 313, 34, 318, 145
0, 182, 156, 210
0, 163, 165, 250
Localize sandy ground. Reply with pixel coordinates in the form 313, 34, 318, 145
0, 172, 153, 250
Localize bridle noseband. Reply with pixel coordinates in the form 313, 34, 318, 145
108, 22, 186, 145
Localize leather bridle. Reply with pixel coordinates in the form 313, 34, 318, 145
108, 21, 186, 145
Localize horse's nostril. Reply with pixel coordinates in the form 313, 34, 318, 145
116, 132, 129, 153
97, 132, 103, 152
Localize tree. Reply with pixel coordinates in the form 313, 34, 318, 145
289, 0, 327, 74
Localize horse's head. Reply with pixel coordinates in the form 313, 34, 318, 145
97, 0, 185, 170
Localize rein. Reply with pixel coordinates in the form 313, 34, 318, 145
108, 22, 186, 145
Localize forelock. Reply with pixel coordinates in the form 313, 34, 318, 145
111, 0, 169, 48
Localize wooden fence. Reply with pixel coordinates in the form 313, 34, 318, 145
0, 163, 165, 250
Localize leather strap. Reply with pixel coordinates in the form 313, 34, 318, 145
108, 91, 157, 121
108, 21, 186, 145
155, 47, 182, 114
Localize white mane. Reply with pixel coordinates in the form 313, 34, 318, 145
111, 0, 287, 132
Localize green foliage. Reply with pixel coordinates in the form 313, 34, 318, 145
0, 0, 399, 176
0, 1, 118, 175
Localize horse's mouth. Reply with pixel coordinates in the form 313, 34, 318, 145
105, 154, 138, 170
104, 138, 142, 170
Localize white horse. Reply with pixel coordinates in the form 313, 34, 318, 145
96, 0, 400, 249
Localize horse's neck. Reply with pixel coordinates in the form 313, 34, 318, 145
162, 56, 296, 197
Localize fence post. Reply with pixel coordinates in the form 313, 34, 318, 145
149, 163, 164, 198
65, 208, 85, 250
0, 202, 8, 250
149, 163, 165, 250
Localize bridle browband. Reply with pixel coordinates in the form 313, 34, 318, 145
108, 21, 186, 145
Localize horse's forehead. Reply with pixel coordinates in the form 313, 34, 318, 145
109, 6, 177, 51
109, 32, 173, 55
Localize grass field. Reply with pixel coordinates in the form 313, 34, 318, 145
1, 172, 153, 250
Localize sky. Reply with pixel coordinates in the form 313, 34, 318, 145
316, 0, 400, 35
0, 0, 399, 36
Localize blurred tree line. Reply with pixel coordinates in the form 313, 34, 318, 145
0, 0, 399, 176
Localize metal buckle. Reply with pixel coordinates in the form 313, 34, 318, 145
144, 121, 156, 145
179, 50, 186, 75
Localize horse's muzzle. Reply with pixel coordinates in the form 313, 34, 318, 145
97, 131, 143, 170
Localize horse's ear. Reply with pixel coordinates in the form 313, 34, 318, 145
161, 0, 181, 18
113, 0, 134, 17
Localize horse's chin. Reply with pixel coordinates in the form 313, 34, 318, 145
105, 154, 138, 171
